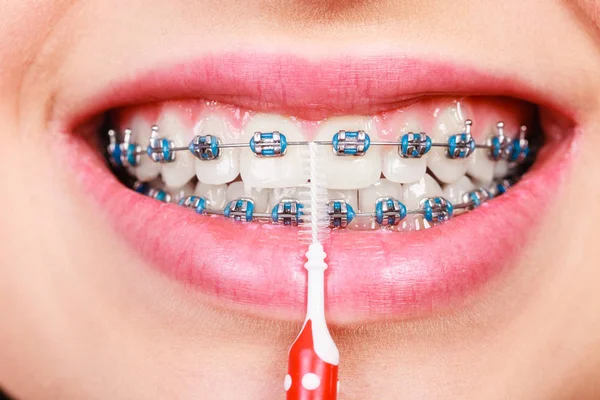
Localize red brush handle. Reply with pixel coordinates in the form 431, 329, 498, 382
286, 320, 339, 400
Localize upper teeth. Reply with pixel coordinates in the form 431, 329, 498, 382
128, 115, 161, 181
382, 118, 428, 184
314, 116, 381, 189
195, 114, 240, 185
111, 115, 529, 190
427, 103, 472, 184
156, 113, 196, 189
240, 113, 307, 189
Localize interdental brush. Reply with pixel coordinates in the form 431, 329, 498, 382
285, 142, 340, 399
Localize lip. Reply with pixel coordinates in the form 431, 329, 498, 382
54, 53, 576, 129
55, 53, 577, 324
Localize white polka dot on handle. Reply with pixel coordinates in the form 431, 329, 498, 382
301, 373, 321, 390
284, 374, 292, 391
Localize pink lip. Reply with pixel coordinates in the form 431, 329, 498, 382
57, 53, 575, 129
56, 53, 577, 324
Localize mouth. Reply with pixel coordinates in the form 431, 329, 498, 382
55, 52, 577, 324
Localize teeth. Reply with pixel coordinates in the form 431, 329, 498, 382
400, 173, 443, 232
240, 114, 307, 189
327, 189, 358, 209
402, 173, 443, 209
442, 176, 476, 204
171, 182, 196, 203
315, 116, 381, 190
327, 188, 363, 229
195, 182, 228, 209
226, 181, 270, 213
382, 119, 427, 184
467, 125, 495, 185
268, 187, 303, 210
494, 160, 510, 178
428, 103, 471, 184
157, 113, 196, 189
358, 179, 403, 212
467, 149, 495, 185
130, 116, 162, 182
195, 114, 240, 185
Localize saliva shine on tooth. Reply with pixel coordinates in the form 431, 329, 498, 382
107, 118, 533, 230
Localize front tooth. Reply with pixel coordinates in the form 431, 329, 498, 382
402, 173, 443, 209
195, 182, 228, 209
239, 114, 307, 189
327, 189, 358, 209
195, 114, 240, 185
315, 116, 381, 190
442, 176, 476, 204
226, 181, 270, 213
157, 113, 196, 189
358, 179, 403, 212
268, 187, 303, 210
382, 119, 427, 184
428, 102, 471, 184
130, 116, 162, 182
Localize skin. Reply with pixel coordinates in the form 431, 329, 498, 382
1, 1, 600, 399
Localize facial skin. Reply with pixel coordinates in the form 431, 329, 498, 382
1, 1, 600, 399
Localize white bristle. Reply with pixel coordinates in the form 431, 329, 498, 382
297, 142, 339, 365
298, 142, 330, 245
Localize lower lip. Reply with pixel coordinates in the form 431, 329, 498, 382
61, 129, 575, 324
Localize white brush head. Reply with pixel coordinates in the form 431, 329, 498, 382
298, 142, 330, 246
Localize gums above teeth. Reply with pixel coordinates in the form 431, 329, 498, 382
105, 98, 536, 231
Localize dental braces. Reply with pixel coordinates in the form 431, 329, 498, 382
131, 178, 515, 229
107, 120, 531, 168
108, 118, 531, 229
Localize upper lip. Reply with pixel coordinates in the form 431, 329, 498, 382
54, 52, 576, 131
56, 51, 577, 324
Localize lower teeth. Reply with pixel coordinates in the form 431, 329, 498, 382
129, 177, 516, 231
